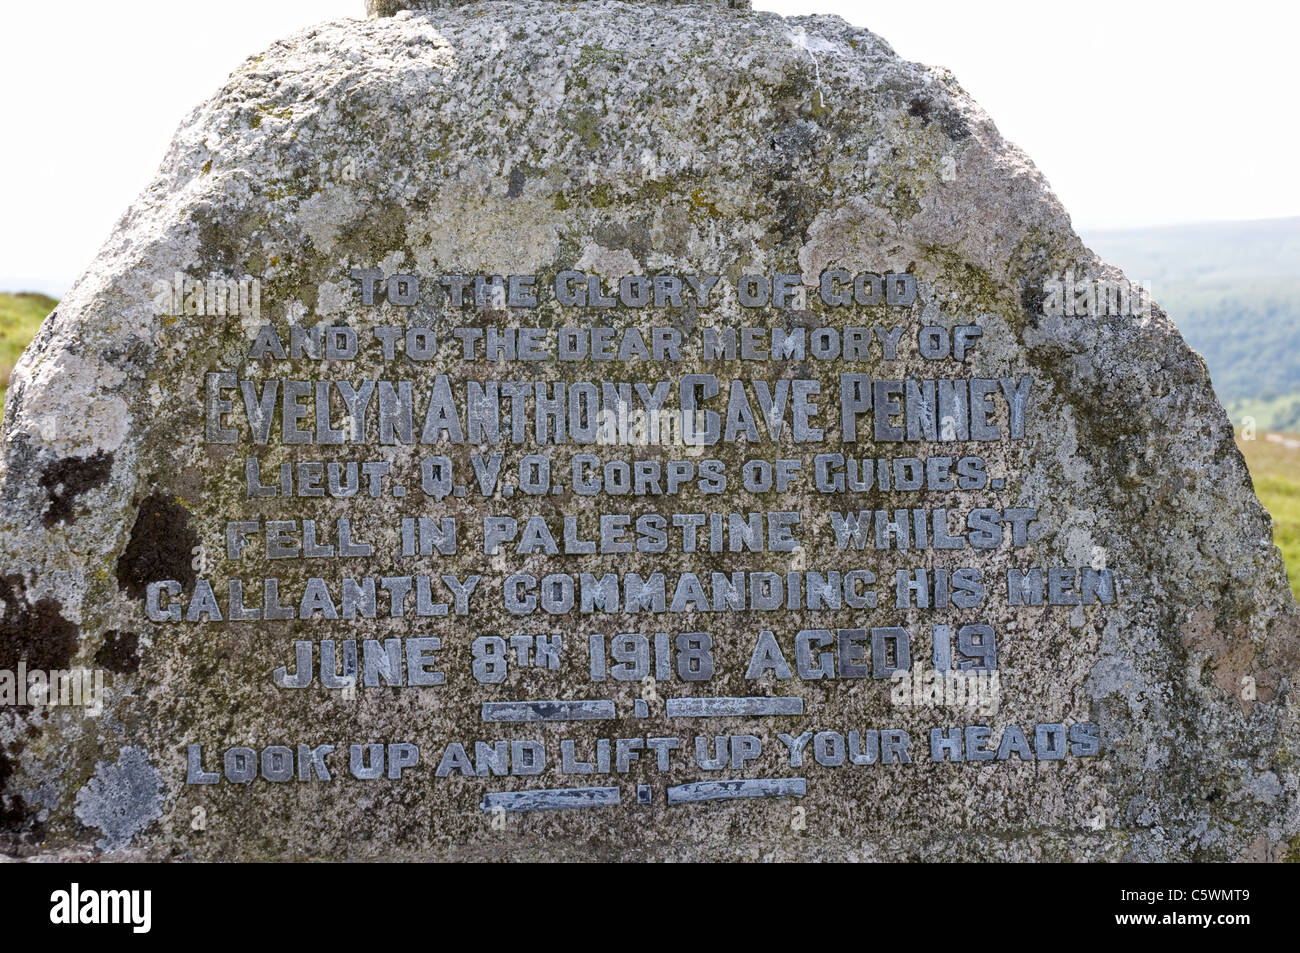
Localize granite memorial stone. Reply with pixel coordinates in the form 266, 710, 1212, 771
1, 0, 1298, 861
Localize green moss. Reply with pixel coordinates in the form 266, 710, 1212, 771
809, 88, 828, 118
689, 187, 719, 225
257, 104, 293, 121
571, 108, 602, 151
571, 44, 627, 91
263, 184, 299, 202
1286, 831, 1300, 862
919, 247, 1008, 315
635, 178, 676, 202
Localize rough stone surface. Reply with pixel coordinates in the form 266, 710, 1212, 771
1, 0, 1298, 861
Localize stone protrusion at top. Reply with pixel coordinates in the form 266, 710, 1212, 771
367, 0, 751, 16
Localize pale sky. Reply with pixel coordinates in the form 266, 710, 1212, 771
2, 0, 1296, 294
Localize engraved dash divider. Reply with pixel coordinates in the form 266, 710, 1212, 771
667, 778, 807, 805
481, 786, 621, 812
481, 699, 616, 722
665, 696, 804, 717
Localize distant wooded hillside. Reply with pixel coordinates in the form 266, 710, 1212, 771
1084, 217, 1300, 432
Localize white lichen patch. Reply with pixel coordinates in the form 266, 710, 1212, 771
575, 241, 639, 278
73, 746, 165, 852
13, 351, 130, 458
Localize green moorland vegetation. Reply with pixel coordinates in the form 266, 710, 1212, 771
0, 291, 56, 410
1237, 431, 1300, 603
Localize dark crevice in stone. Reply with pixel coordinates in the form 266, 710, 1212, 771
38, 451, 114, 527
908, 94, 969, 139
0, 794, 38, 840
115, 492, 200, 600
507, 166, 526, 198
95, 630, 141, 675
0, 574, 79, 676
